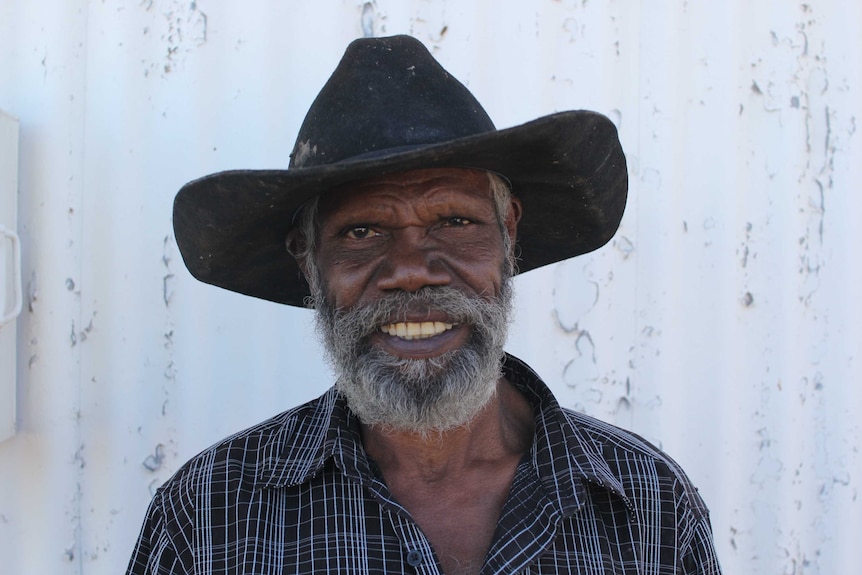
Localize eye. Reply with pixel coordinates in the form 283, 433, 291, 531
443, 217, 472, 227
344, 226, 383, 240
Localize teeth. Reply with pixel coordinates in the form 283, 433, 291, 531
380, 321, 454, 340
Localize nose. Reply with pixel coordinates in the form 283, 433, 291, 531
375, 229, 450, 292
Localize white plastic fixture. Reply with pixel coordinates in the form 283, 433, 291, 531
0, 109, 20, 443
1, 225, 22, 325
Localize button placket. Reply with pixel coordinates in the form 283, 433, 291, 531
386, 511, 441, 573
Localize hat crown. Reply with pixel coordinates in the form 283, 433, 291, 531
289, 35, 496, 169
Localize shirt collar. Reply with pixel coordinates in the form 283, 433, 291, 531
503, 354, 634, 515
257, 353, 633, 515
255, 388, 371, 490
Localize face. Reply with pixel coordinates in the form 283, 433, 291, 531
302, 168, 522, 433
315, 168, 520, 352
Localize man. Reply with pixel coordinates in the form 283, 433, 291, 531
128, 35, 722, 574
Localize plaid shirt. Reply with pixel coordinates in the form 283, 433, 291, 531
127, 354, 722, 574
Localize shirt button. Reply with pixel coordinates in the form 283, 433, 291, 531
406, 550, 423, 567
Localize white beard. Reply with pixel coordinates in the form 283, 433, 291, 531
314, 283, 514, 435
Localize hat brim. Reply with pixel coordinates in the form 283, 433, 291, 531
173, 110, 627, 307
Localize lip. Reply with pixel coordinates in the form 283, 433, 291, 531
371, 323, 470, 359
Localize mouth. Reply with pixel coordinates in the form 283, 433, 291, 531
379, 321, 455, 340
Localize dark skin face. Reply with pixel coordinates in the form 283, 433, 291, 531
311, 167, 521, 361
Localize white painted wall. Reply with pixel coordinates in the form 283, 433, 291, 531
1, 1, 859, 574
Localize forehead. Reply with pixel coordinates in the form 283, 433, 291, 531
317, 168, 493, 219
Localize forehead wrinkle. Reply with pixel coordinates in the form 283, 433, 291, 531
322, 189, 415, 230
321, 177, 494, 229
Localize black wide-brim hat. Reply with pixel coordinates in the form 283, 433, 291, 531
173, 35, 627, 307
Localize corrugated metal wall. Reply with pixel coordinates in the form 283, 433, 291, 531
1, 1, 859, 573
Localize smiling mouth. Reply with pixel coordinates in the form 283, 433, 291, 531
380, 321, 455, 340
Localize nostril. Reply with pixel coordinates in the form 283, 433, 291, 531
376, 252, 450, 293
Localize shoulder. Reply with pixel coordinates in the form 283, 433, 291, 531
504, 353, 709, 518
560, 406, 711, 516
155, 388, 338, 501
128, 389, 344, 570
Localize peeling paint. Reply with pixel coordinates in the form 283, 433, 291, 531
69, 315, 94, 346
552, 261, 599, 332
615, 236, 634, 259
138, 0, 208, 77
163, 235, 175, 307
562, 331, 598, 386
361, 2, 376, 38
27, 270, 38, 313
162, 235, 177, 392
73, 444, 86, 470
142, 444, 166, 472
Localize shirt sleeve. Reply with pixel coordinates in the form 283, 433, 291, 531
126, 491, 190, 575
680, 511, 723, 575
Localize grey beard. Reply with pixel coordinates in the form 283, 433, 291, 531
314, 283, 514, 435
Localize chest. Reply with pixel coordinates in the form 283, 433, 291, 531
178, 469, 659, 575
389, 481, 510, 575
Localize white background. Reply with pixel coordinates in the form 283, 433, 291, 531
1, 1, 860, 573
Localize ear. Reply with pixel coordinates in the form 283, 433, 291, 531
504, 196, 522, 257
285, 228, 312, 281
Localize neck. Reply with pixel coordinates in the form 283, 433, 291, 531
361, 379, 534, 483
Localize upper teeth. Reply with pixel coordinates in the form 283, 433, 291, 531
381, 321, 454, 340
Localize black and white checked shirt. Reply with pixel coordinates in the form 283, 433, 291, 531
127, 354, 722, 574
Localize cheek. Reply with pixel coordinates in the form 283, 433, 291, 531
316, 252, 380, 307
442, 236, 509, 289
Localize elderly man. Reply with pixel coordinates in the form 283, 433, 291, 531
128, 35, 721, 574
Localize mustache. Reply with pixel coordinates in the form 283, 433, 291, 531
325, 287, 500, 341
